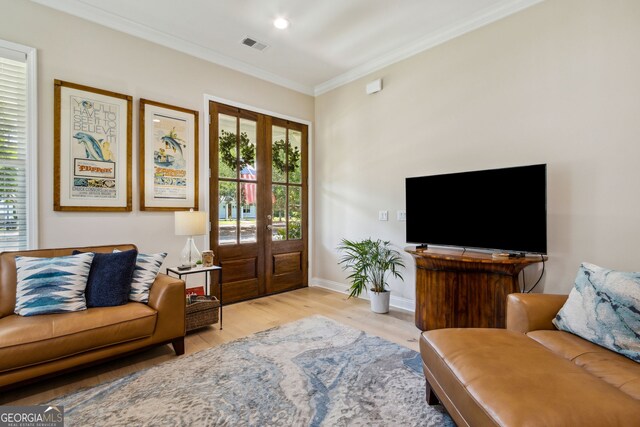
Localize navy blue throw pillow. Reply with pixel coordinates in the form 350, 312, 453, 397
73, 249, 138, 307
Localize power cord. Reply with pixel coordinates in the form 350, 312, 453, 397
524, 254, 545, 293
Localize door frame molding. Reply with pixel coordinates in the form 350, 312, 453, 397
202, 94, 314, 279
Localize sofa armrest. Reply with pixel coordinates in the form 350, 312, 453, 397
506, 293, 568, 333
148, 273, 186, 342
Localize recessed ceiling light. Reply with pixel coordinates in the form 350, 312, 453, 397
273, 17, 289, 30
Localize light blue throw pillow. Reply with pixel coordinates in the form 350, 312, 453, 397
115, 249, 167, 303
553, 262, 640, 362
14, 253, 95, 317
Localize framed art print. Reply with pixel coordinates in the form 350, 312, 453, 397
54, 80, 132, 211
139, 99, 199, 211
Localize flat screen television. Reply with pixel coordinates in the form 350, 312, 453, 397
405, 164, 547, 254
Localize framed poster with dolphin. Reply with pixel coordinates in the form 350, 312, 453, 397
139, 99, 199, 211
54, 80, 132, 211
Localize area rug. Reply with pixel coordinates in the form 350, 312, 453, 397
48, 315, 453, 426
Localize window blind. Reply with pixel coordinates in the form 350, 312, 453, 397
0, 49, 29, 251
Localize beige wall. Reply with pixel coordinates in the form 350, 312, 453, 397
3, 0, 640, 306
314, 0, 640, 302
0, 0, 314, 269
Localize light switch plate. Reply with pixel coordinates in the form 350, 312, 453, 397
397, 210, 406, 221
378, 210, 388, 221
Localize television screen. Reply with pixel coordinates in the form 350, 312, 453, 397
405, 164, 547, 254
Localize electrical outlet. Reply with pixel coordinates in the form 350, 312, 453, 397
378, 210, 388, 221
397, 210, 406, 221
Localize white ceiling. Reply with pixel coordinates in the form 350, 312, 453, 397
32, 0, 542, 95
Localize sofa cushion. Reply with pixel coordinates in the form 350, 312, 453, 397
0, 303, 157, 373
14, 253, 94, 317
553, 262, 640, 362
73, 249, 138, 307
420, 329, 640, 427
528, 330, 640, 400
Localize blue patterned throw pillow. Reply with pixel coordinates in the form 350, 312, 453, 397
115, 249, 167, 303
553, 262, 640, 362
14, 253, 95, 317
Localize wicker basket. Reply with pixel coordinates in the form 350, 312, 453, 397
186, 296, 220, 332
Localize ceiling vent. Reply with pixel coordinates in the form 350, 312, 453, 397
241, 37, 268, 51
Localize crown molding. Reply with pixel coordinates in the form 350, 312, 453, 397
313, 0, 544, 96
32, 0, 542, 98
30, 0, 315, 95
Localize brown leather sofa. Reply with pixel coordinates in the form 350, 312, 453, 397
420, 293, 640, 426
0, 244, 186, 390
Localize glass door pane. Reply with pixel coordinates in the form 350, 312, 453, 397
289, 129, 302, 184
239, 119, 257, 243
288, 186, 301, 240
272, 184, 286, 240
272, 126, 287, 183
217, 113, 258, 245
218, 114, 237, 179
218, 181, 237, 245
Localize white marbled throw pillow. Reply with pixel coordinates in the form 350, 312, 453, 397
114, 249, 167, 303
553, 262, 640, 362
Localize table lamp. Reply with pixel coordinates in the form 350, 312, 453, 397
175, 209, 207, 268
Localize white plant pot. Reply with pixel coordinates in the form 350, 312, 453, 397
370, 290, 390, 314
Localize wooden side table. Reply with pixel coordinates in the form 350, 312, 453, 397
166, 265, 223, 330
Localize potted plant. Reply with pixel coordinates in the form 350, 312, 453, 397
337, 238, 405, 313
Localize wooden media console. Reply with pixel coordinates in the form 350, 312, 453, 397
406, 247, 547, 331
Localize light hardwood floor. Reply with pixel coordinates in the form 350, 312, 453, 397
1, 287, 421, 405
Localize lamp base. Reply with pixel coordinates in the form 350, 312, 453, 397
180, 236, 201, 268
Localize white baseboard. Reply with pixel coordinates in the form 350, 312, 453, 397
387, 294, 416, 313
310, 277, 415, 313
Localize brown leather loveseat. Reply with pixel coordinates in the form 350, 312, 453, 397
420, 293, 640, 426
0, 244, 186, 390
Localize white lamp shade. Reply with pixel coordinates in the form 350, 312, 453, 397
175, 210, 207, 236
